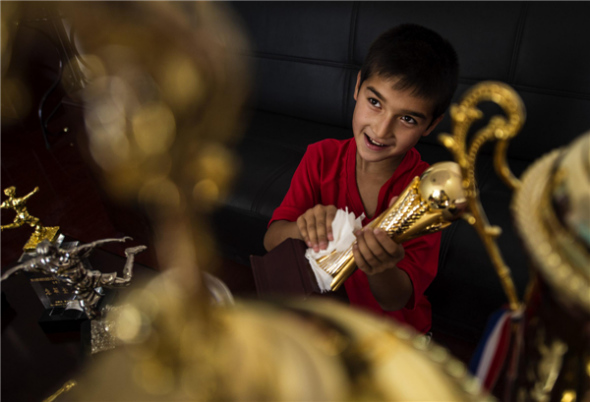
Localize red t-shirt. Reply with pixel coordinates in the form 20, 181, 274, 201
269, 138, 441, 333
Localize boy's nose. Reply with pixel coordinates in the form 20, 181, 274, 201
373, 116, 395, 139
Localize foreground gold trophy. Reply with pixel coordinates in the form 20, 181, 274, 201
317, 161, 467, 290
508, 132, 590, 401
0, 186, 60, 251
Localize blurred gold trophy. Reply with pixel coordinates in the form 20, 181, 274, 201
0, 186, 60, 251
508, 132, 590, 401
315, 161, 467, 290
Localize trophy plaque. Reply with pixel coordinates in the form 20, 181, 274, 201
17, 236, 88, 332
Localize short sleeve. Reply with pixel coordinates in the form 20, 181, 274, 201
268, 145, 321, 227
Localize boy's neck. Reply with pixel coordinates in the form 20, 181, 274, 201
355, 152, 405, 179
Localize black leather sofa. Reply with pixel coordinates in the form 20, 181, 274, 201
212, 2, 590, 345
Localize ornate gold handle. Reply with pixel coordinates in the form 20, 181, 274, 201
438, 81, 526, 311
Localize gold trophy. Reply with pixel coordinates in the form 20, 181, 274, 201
0, 186, 60, 251
313, 161, 467, 291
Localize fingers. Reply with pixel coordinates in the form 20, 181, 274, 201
353, 227, 404, 275
297, 213, 314, 248
297, 205, 337, 252
324, 206, 337, 242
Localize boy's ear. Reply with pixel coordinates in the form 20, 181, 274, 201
422, 114, 444, 137
353, 71, 361, 101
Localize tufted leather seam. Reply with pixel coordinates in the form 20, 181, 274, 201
251, 157, 302, 216
505, 84, 590, 101
348, 2, 359, 64
343, 2, 361, 127
249, 51, 359, 71
458, 77, 590, 100
251, 108, 351, 132
218, 203, 269, 220
508, 2, 529, 84
243, 134, 310, 153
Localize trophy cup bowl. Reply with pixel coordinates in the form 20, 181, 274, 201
419, 161, 469, 221
315, 161, 467, 291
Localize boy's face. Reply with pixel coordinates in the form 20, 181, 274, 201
352, 72, 442, 166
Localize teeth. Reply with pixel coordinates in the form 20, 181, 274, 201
367, 135, 385, 147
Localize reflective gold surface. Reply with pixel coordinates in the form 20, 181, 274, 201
509, 132, 589, 402
439, 81, 526, 311
512, 132, 590, 313
72, 291, 492, 401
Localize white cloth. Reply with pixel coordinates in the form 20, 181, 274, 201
305, 208, 364, 292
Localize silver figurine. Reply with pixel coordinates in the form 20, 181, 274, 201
1, 237, 147, 319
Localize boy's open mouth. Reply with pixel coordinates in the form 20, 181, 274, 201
364, 133, 388, 148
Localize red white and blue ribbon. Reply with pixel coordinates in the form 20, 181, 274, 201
469, 306, 523, 391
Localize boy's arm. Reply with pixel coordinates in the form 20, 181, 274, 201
366, 264, 413, 311
263, 220, 302, 251
353, 227, 412, 311
354, 226, 440, 312
264, 204, 338, 252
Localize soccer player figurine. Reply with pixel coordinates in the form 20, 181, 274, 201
1, 186, 60, 250
1, 237, 147, 319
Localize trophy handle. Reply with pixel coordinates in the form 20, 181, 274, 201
438, 81, 526, 311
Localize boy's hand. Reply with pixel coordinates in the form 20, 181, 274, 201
353, 227, 405, 275
297, 204, 337, 253
353, 197, 403, 275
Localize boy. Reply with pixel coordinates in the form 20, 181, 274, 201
263, 24, 459, 334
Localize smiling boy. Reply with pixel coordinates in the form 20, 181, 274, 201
263, 24, 459, 333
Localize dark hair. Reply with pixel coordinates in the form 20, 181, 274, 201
359, 24, 459, 121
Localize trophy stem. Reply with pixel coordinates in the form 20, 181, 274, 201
468, 197, 521, 311
330, 256, 357, 291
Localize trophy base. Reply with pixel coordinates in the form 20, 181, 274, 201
24, 226, 60, 251
80, 316, 119, 356
38, 306, 88, 334
80, 290, 121, 355
38, 288, 119, 336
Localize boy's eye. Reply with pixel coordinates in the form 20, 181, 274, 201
401, 115, 417, 124
368, 98, 381, 107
